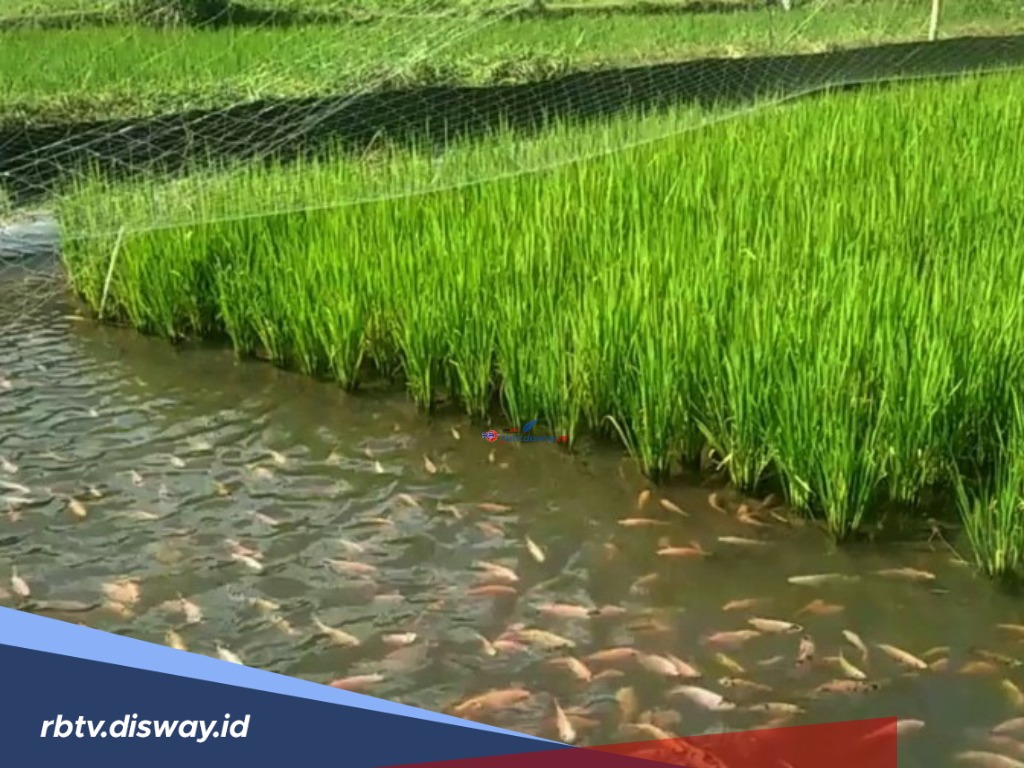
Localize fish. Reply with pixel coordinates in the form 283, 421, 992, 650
748, 617, 802, 634
506, 628, 575, 650
630, 573, 660, 593
586, 647, 638, 665
1002, 680, 1024, 710
616, 687, 638, 721
843, 630, 869, 661
668, 684, 736, 711
638, 489, 652, 510
796, 599, 845, 616
474, 561, 519, 584
876, 643, 928, 670
796, 635, 816, 666
101, 579, 141, 606
997, 624, 1024, 638
68, 498, 88, 519
659, 499, 689, 517
177, 596, 203, 625
326, 559, 378, 577
637, 652, 684, 678
336, 538, 366, 555
250, 597, 280, 613
993, 718, 1024, 738
545, 657, 592, 683
422, 455, 439, 474
873, 567, 936, 582
836, 651, 867, 680
788, 573, 859, 586
962, 661, 1000, 675
593, 669, 626, 682
705, 630, 761, 648
708, 493, 728, 513
954, 752, 1024, 768
329, 674, 385, 692
450, 426, 461, 440
536, 603, 592, 619
312, 617, 361, 648
722, 597, 770, 612
974, 649, 1020, 667
10, 568, 30, 599
524, 537, 546, 563
618, 518, 670, 528
620, 723, 676, 742
165, 631, 187, 651
268, 450, 287, 467
232, 552, 264, 572
812, 679, 882, 695
450, 688, 531, 718
478, 502, 512, 513
718, 677, 772, 695
666, 654, 702, 679
215, 644, 244, 665
714, 652, 746, 675
0, 456, 18, 474
657, 543, 709, 558
553, 699, 576, 744
719, 536, 772, 547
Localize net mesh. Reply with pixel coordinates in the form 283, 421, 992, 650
1, 0, 1023, 247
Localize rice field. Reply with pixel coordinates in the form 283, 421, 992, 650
2, 0, 1021, 125
56, 70, 1024, 578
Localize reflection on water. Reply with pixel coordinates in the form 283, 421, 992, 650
2, 274, 1024, 768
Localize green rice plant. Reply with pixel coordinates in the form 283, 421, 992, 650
954, 394, 1024, 582
4, 0, 1023, 126
57, 71, 1024, 558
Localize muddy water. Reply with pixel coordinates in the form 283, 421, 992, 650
2, 271, 1024, 768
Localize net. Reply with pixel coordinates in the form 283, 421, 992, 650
1, 0, 1023, 244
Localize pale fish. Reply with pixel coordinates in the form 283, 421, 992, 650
450, 688, 531, 718
474, 561, 519, 584
312, 617, 361, 648
329, 674, 385, 692
545, 657, 592, 683
552, 699, 576, 744
748, 617, 802, 634
215, 644, 244, 665
524, 536, 546, 564
788, 573, 860, 586
668, 684, 735, 712
876, 643, 928, 670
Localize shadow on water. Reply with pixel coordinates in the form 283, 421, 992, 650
3, 277, 1024, 766
2, 34, 1023, 206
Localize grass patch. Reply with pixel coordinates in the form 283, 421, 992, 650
2, 0, 1022, 125
57, 71, 1024, 572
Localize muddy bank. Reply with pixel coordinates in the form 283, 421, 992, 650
3, 33, 1022, 206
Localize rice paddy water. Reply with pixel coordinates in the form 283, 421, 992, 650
57, 71, 1024, 579
4, 270, 1024, 768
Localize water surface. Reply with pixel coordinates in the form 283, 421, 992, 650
2, 271, 1023, 767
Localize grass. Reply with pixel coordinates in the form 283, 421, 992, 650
2, 0, 1022, 126
57, 70, 1024, 577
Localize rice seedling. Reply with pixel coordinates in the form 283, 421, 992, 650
57, 71, 1024, 567
954, 394, 1024, 582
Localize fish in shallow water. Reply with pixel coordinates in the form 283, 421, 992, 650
876, 643, 928, 670
954, 751, 1024, 768
450, 688, 531, 719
